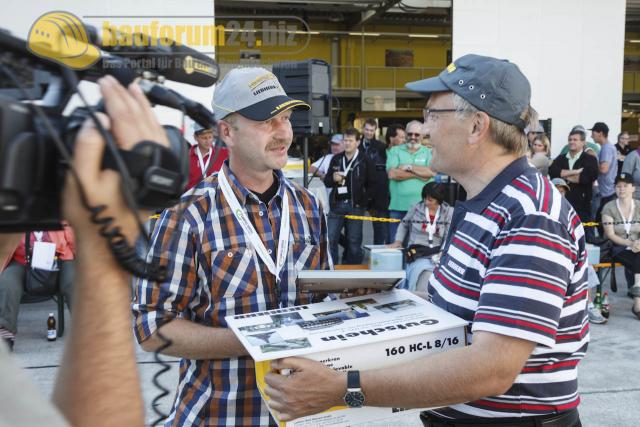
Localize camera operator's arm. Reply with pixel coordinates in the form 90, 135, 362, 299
53, 75, 168, 426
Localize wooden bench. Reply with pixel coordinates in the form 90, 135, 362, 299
591, 262, 623, 293
334, 264, 369, 270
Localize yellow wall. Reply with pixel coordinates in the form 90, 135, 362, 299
216, 22, 640, 131
216, 21, 451, 70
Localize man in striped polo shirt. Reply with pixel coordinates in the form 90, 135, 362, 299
265, 55, 588, 427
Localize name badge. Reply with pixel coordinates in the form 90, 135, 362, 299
337, 186, 348, 195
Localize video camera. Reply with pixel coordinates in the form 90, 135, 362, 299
0, 24, 219, 233
0, 23, 220, 280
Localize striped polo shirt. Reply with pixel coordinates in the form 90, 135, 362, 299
132, 162, 331, 426
428, 157, 589, 419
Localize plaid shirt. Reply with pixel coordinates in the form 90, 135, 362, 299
133, 162, 331, 426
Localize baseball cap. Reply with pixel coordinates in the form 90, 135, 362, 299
213, 67, 309, 122
551, 177, 570, 191
524, 123, 545, 134
589, 122, 609, 134
405, 54, 531, 130
193, 122, 213, 135
331, 134, 344, 144
570, 125, 586, 136
615, 173, 634, 185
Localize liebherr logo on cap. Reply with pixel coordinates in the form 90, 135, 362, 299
447, 63, 456, 73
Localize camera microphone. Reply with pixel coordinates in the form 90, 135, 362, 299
86, 25, 219, 87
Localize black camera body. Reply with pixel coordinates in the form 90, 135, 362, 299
0, 28, 217, 232
0, 94, 62, 231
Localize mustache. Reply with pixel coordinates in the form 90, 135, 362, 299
266, 140, 289, 150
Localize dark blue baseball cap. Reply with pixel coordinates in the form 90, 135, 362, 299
406, 54, 532, 130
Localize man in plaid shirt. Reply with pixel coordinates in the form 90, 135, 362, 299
133, 67, 331, 426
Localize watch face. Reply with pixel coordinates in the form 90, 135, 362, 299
344, 391, 365, 408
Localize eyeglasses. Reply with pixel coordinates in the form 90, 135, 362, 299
406, 132, 422, 137
423, 108, 458, 122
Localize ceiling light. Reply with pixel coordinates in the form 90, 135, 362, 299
408, 34, 439, 38
348, 32, 380, 36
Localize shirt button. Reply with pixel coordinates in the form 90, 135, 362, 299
259, 211, 264, 216
268, 249, 273, 254
227, 252, 233, 258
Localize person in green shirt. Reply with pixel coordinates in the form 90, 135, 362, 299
386, 120, 436, 240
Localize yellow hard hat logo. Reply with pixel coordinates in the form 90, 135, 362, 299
27, 11, 101, 70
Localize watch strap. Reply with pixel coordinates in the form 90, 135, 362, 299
347, 370, 360, 389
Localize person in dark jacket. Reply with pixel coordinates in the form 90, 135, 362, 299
359, 118, 390, 244
549, 127, 599, 242
325, 127, 376, 264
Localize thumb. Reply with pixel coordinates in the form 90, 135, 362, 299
73, 113, 111, 184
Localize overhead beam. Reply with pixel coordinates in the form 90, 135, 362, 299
349, 0, 403, 29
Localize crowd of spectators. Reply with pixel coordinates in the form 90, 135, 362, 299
316, 117, 639, 324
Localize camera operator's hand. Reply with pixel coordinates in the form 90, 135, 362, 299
63, 75, 169, 245
55, 74, 167, 426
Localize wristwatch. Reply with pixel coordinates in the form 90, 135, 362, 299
343, 370, 365, 408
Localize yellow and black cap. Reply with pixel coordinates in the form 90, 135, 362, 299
212, 67, 310, 122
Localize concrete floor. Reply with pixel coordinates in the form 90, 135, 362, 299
7, 223, 640, 426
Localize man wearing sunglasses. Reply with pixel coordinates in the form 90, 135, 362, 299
386, 120, 436, 240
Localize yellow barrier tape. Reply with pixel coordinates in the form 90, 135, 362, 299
343, 214, 401, 223
148, 213, 605, 227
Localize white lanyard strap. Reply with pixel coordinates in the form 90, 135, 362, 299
218, 169, 290, 283
341, 150, 359, 176
33, 231, 44, 241
424, 205, 440, 247
196, 147, 213, 175
616, 199, 634, 238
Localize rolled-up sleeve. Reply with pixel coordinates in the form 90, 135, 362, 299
132, 208, 199, 343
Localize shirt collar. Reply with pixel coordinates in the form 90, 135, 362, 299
456, 156, 530, 214
565, 149, 584, 161
400, 143, 424, 153
221, 161, 286, 206
191, 145, 209, 156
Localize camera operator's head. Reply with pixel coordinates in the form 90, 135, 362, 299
214, 67, 310, 172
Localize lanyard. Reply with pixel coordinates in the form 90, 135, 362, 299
196, 147, 212, 175
34, 231, 44, 241
218, 169, 290, 285
341, 150, 359, 176
616, 199, 634, 239
424, 205, 440, 247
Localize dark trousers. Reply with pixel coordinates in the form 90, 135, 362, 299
0, 260, 74, 334
328, 201, 364, 264
420, 409, 581, 427
575, 208, 596, 243
613, 248, 640, 274
370, 209, 390, 245
596, 194, 616, 236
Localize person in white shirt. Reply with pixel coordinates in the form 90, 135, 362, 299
310, 134, 344, 180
